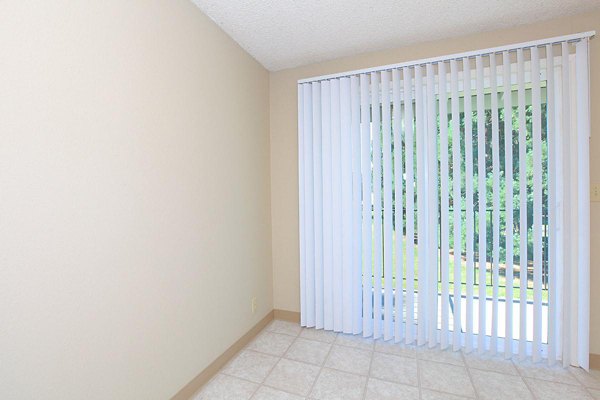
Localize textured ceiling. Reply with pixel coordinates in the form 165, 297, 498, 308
191, 0, 599, 71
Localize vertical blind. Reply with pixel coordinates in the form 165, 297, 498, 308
298, 33, 593, 368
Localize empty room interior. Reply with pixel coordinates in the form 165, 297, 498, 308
3, 1, 600, 399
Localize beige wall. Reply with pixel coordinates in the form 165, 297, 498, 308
270, 10, 600, 353
0, 1, 271, 399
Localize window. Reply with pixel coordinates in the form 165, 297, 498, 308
298, 34, 591, 368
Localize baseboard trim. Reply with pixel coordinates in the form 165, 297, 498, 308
591, 353, 600, 370
171, 310, 275, 400
273, 309, 301, 323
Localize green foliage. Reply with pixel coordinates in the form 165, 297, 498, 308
381, 90, 549, 294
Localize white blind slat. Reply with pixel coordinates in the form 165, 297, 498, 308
552, 45, 563, 363
392, 68, 404, 342
303, 83, 316, 327
560, 42, 571, 367
426, 63, 439, 347
502, 51, 514, 358
490, 54, 500, 354
360, 74, 374, 337
576, 39, 591, 369
321, 81, 334, 331
517, 48, 528, 359
350, 76, 363, 334
331, 79, 343, 332
531, 47, 543, 362
450, 59, 462, 351
415, 65, 427, 346
312, 82, 324, 330
476, 55, 487, 353
340, 78, 353, 334
298, 85, 306, 327
404, 66, 416, 344
463, 56, 475, 353
546, 44, 556, 364
568, 47, 579, 367
439, 61, 450, 350
382, 71, 394, 341
372, 72, 383, 339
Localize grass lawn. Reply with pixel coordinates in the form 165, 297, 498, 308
370, 231, 548, 303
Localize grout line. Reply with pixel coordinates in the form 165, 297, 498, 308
247, 377, 262, 400
582, 386, 597, 399
415, 346, 475, 398
265, 320, 303, 338
225, 331, 315, 398
220, 372, 306, 399
567, 367, 600, 398
251, 346, 284, 399
460, 349, 480, 399
250, 340, 380, 380
361, 343, 376, 400
514, 357, 540, 400
514, 357, 586, 387
305, 334, 337, 398
415, 348, 423, 399
334, 333, 375, 351
238, 326, 315, 399
520, 375, 539, 400
215, 373, 268, 395
416, 346, 466, 367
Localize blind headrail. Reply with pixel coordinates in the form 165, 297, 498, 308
298, 31, 595, 84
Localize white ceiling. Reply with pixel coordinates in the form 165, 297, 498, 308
191, 0, 599, 71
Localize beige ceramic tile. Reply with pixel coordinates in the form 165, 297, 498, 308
515, 359, 580, 385
364, 377, 419, 400
420, 389, 471, 400
251, 386, 305, 400
247, 331, 295, 356
310, 368, 367, 400
470, 368, 533, 400
525, 377, 592, 400
370, 352, 418, 387
374, 339, 418, 358
299, 328, 337, 343
418, 345, 464, 366
463, 352, 518, 375
285, 338, 331, 366
334, 333, 375, 350
266, 320, 303, 337
324, 344, 372, 375
588, 388, 600, 399
570, 366, 600, 389
222, 350, 279, 383
419, 360, 476, 398
264, 358, 320, 396
195, 374, 258, 400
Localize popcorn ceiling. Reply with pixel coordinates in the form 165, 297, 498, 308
191, 0, 599, 71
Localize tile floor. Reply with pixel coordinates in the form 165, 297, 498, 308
195, 319, 600, 400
